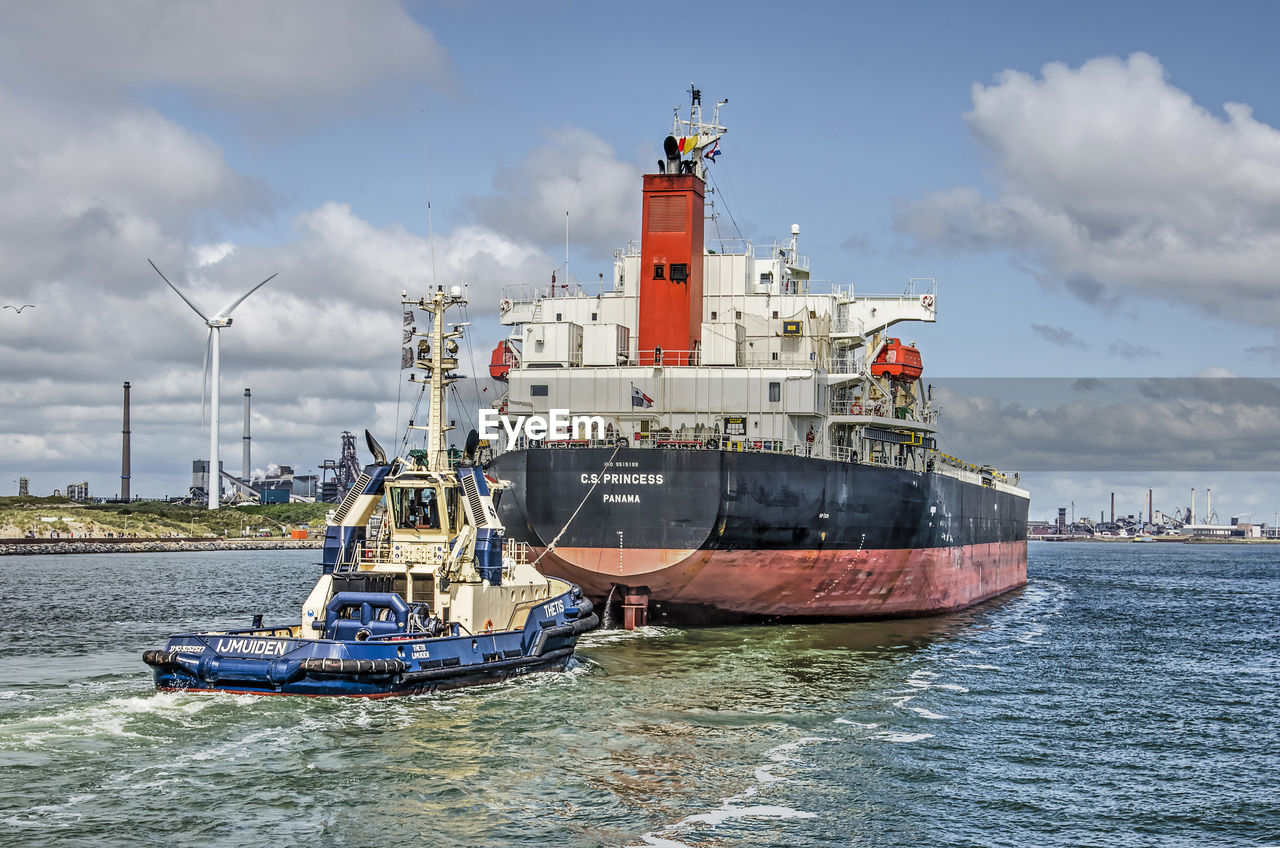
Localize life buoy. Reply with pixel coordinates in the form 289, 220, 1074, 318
498, 401, 508, 415
500, 299, 513, 311
483, 619, 494, 634
850, 402, 862, 415
921, 294, 934, 309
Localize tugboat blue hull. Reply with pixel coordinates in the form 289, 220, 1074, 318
144, 592, 596, 698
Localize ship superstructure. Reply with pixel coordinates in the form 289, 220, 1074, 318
489, 90, 1028, 626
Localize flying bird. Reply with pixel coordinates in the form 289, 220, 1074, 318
3, 304, 35, 312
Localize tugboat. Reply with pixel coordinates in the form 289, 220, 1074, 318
143, 286, 598, 696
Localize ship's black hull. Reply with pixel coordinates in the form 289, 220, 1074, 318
491, 447, 1028, 623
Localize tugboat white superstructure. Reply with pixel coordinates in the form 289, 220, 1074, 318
144, 287, 597, 696
489, 89, 1030, 626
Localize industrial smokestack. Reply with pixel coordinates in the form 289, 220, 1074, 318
242, 388, 251, 483
121, 381, 131, 502
1191, 488, 1196, 525
1207, 488, 1212, 524
1110, 492, 1114, 524
1149, 489, 1153, 527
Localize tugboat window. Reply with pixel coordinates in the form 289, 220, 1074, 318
392, 487, 441, 531
653, 263, 665, 280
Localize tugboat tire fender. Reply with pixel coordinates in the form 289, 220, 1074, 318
299, 658, 409, 676
143, 649, 177, 667
565, 595, 594, 619
529, 611, 599, 656
399, 647, 574, 684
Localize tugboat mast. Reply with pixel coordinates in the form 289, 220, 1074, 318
406, 286, 465, 471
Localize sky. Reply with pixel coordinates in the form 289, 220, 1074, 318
1, 0, 1278, 523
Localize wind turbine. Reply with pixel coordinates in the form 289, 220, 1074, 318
149, 259, 277, 510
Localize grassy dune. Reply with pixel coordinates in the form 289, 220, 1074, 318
0, 496, 333, 539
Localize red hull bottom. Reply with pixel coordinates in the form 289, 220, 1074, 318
535, 540, 1028, 621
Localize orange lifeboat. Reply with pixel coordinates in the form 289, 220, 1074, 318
870, 338, 922, 381
489, 340, 518, 381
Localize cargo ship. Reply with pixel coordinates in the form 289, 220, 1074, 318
487, 89, 1028, 626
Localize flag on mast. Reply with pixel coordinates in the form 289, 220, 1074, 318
631, 385, 653, 408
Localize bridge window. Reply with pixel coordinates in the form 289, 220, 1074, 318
391, 487, 441, 531
530, 384, 549, 397
769, 382, 781, 402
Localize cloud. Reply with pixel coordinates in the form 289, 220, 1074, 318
467, 128, 643, 262
897, 53, 1280, 324
1108, 340, 1159, 359
0, 1, 548, 498
0, 1, 451, 109
931, 378, 1280, 472
1031, 323, 1085, 348
0, 94, 268, 307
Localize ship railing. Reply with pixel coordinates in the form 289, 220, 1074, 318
510, 430, 962, 470
826, 356, 863, 374
630, 348, 701, 367
827, 399, 938, 425
622, 238, 759, 258
334, 537, 394, 572
829, 399, 892, 417
703, 237, 752, 256
739, 353, 821, 369
830, 315, 866, 337
831, 278, 938, 302
500, 282, 592, 304
504, 539, 531, 566
751, 241, 811, 272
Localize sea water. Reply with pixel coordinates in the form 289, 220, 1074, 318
0, 544, 1276, 847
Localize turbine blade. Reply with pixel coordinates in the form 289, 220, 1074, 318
217, 272, 277, 319
149, 259, 210, 321
201, 328, 211, 427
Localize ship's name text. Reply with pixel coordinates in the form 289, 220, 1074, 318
215, 638, 289, 656
581, 473, 664, 485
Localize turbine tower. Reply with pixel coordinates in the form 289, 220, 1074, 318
149, 260, 276, 510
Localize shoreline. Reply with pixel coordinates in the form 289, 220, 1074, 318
1031, 535, 1280, 544
0, 537, 323, 556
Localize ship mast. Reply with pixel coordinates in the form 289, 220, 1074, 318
669, 84, 728, 181
404, 286, 465, 471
